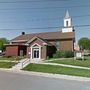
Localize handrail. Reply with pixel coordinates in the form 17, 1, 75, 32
22, 59, 30, 68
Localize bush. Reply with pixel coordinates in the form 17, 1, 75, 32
53, 51, 74, 58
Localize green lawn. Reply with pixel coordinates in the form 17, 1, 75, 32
0, 62, 17, 68
23, 63, 90, 77
0, 57, 14, 60
48, 56, 90, 67
0, 56, 24, 61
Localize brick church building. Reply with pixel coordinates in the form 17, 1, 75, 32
5, 11, 75, 61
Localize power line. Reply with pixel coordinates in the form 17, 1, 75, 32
0, 5, 90, 10
0, 27, 60, 30
0, 14, 90, 23
0, 0, 69, 3
73, 14, 90, 18
31, 14, 90, 20
75, 24, 90, 27
0, 24, 90, 30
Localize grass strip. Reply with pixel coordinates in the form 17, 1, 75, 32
48, 58, 90, 68
23, 63, 90, 77
0, 62, 17, 68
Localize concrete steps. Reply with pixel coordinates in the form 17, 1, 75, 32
11, 58, 30, 70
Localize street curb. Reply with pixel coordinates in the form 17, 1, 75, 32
0, 68, 90, 82
16, 70, 90, 82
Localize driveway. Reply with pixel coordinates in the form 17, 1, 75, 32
0, 70, 90, 90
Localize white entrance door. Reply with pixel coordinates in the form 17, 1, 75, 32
33, 48, 40, 59
31, 44, 41, 60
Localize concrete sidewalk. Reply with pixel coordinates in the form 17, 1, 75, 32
38, 62, 90, 70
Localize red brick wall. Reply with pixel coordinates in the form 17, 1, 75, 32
6, 46, 18, 56
60, 39, 74, 51
41, 46, 47, 59
47, 39, 74, 51
27, 46, 31, 58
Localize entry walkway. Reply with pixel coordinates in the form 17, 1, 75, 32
11, 58, 30, 70
39, 62, 90, 70
11, 58, 43, 70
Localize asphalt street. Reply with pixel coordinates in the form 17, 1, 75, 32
0, 70, 90, 90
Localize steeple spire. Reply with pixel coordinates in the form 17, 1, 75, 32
65, 10, 70, 19
62, 10, 74, 33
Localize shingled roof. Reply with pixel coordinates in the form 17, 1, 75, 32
11, 31, 75, 42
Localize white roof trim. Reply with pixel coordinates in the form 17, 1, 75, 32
11, 40, 28, 43
27, 36, 45, 44
31, 43, 41, 48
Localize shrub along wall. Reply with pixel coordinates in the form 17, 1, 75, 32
53, 51, 74, 58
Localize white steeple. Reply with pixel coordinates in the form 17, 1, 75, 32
64, 10, 70, 19
62, 10, 74, 33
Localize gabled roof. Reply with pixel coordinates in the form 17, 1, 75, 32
27, 36, 52, 46
11, 31, 75, 42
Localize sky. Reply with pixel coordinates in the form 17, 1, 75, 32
0, 0, 90, 42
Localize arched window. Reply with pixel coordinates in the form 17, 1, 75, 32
66, 21, 68, 26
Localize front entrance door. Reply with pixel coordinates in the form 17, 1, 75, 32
33, 48, 39, 59
31, 44, 41, 60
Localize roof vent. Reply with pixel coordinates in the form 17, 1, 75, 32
22, 32, 25, 35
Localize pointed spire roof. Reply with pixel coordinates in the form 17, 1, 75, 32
64, 10, 70, 19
